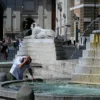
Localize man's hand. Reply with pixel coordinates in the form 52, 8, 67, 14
24, 56, 31, 64
19, 56, 31, 68
31, 76, 34, 81
23, 58, 29, 64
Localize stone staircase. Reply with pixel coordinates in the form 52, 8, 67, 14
33, 61, 75, 79
25, 60, 78, 79
71, 32, 100, 84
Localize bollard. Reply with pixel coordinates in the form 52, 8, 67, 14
0, 72, 7, 82
16, 84, 34, 100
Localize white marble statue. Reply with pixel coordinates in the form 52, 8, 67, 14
30, 23, 55, 39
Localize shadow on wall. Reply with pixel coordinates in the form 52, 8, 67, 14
54, 37, 67, 60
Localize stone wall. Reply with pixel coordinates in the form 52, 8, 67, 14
2, 0, 52, 36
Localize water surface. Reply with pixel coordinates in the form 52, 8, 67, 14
4, 81, 100, 96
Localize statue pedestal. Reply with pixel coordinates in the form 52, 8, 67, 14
16, 38, 56, 64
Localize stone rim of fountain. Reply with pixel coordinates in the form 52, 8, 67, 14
1, 79, 100, 99
69, 80, 100, 85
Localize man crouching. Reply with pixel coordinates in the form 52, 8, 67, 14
10, 56, 33, 80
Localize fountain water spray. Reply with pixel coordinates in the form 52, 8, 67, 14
83, 17, 100, 35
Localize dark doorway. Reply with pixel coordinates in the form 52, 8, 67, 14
51, 0, 56, 31
0, 4, 3, 40
22, 17, 35, 30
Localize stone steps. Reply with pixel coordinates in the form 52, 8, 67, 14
32, 60, 76, 79
34, 65, 71, 74
33, 69, 71, 79
86, 42, 100, 50
74, 66, 100, 74
26, 44, 55, 48
79, 57, 100, 65
72, 33, 100, 84
83, 49, 100, 58
72, 73, 100, 83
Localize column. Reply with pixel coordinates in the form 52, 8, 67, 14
38, 0, 44, 28
47, 0, 51, 29
15, 11, 21, 31
6, 8, 12, 32
43, 0, 47, 29
74, 21, 76, 41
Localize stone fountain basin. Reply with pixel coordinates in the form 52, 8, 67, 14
1, 79, 100, 100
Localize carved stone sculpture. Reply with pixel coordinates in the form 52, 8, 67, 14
30, 23, 55, 39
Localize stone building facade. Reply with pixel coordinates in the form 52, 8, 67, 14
56, 0, 71, 41
70, 0, 100, 42
0, 0, 56, 39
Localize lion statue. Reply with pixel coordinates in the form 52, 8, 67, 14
30, 23, 55, 39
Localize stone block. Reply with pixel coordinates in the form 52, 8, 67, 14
0, 72, 7, 82
82, 50, 95, 58
16, 84, 34, 100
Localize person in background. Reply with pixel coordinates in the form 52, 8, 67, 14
7, 37, 11, 47
0, 38, 2, 48
10, 56, 33, 80
19, 39, 23, 48
84, 37, 87, 45
0, 39, 8, 60
16, 39, 19, 50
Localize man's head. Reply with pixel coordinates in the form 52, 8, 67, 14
22, 56, 32, 64
26, 56, 32, 64
33, 23, 35, 28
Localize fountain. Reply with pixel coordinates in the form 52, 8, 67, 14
1, 24, 100, 100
